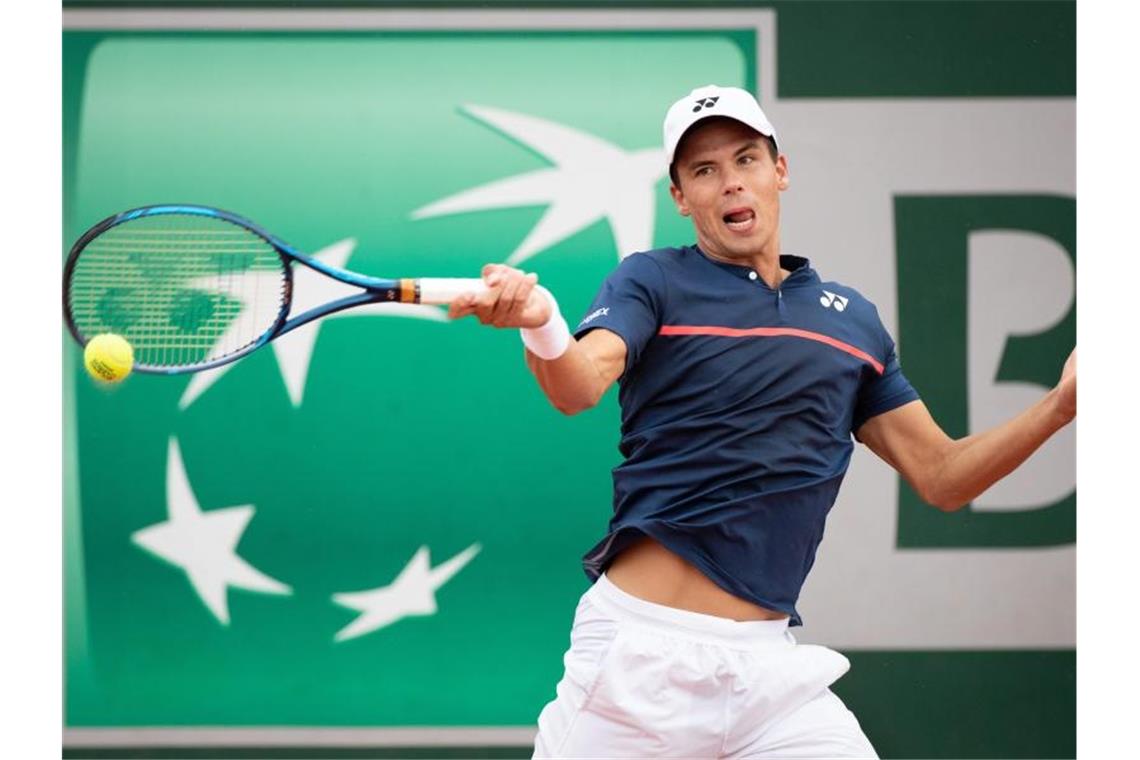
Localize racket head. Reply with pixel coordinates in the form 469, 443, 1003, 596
63, 205, 294, 374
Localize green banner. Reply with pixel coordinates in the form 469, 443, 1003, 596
67, 30, 752, 726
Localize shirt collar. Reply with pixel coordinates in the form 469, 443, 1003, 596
691, 246, 818, 288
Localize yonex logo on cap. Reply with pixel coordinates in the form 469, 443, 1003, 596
692, 96, 720, 112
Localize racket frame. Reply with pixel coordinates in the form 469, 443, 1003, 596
63, 204, 439, 375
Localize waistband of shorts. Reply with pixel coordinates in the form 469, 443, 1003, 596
587, 573, 790, 645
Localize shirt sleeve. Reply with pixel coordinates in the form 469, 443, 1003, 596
852, 314, 921, 434
573, 252, 666, 377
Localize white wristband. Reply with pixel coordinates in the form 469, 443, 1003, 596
520, 286, 572, 360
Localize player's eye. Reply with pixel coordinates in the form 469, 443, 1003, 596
738, 154, 756, 166
694, 165, 714, 177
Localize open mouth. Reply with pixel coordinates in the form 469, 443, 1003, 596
722, 208, 756, 232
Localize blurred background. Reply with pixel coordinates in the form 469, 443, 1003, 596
62, 1, 1075, 757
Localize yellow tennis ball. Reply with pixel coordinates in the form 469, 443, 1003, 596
84, 333, 134, 384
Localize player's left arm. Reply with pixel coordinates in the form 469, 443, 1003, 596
856, 349, 1076, 512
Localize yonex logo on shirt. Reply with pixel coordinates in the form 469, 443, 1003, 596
820, 290, 849, 312
692, 96, 720, 112
580, 306, 610, 326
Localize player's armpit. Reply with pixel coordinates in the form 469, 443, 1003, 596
855, 400, 956, 509
527, 328, 627, 416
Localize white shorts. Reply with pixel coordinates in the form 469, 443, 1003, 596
533, 574, 877, 759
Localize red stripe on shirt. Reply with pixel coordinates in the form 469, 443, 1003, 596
658, 325, 885, 375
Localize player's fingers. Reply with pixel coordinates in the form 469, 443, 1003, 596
482, 263, 511, 288
477, 278, 508, 322
490, 273, 525, 325
447, 293, 478, 320
502, 272, 538, 324
468, 286, 500, 324
474, 301, 497, 325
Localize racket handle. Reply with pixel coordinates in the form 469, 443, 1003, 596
414, 277, 490, 305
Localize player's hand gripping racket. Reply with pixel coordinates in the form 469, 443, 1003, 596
63, 205, 488, 374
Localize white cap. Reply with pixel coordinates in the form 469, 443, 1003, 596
663, 85, 779, 167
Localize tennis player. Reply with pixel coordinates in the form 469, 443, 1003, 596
449, 85, 1076, 758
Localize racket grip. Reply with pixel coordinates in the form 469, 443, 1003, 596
415, 277, 489, 305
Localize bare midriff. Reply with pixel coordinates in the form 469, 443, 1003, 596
605, 535, 789, 622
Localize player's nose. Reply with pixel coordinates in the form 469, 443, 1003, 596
721, 178, 745, 195
720, 167, 745, 194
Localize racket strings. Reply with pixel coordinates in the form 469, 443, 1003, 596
67, 213, 288, 369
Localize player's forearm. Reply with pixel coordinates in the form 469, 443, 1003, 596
923, 388, 1073, 511
525, 341, 610, 415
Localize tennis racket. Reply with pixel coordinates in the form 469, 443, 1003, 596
63, 204, 488, 374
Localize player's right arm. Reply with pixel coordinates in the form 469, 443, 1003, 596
524, 329, 626, 415
447, 263, 628, 415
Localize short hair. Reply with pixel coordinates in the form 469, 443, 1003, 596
669, 127, 779, 190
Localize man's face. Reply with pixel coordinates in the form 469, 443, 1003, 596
669, 118, 789, 262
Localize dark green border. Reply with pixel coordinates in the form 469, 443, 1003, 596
836, 650, 1075, 759
63, 1, 1075, 97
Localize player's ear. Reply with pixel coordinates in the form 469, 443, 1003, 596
775, 154, 790, 191
670, 182, 691, 217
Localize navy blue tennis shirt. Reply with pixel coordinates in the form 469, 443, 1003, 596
574, 245, 919, 625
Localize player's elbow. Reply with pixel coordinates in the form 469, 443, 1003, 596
931, 494, 969, 512
919, 481, 968, 512
542, 375, 607, 416
553, 401, 587, 416
910, 443, 968, 512
551, 390, 601, 416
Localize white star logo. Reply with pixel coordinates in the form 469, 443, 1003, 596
178, 238, 449, 410
131, 438, 292, 625
411, 104, 667, 264
331, 544, 481, 642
